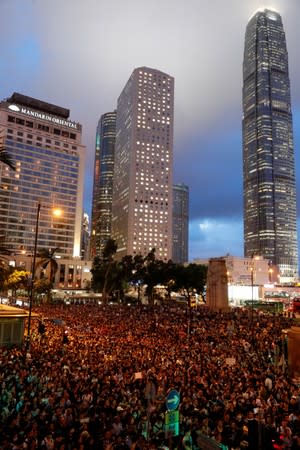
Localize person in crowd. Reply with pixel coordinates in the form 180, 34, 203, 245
0, 303, 297, 449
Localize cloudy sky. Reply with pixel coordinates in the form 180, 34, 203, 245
1, 0, 299, 261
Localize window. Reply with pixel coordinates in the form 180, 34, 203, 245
37, 124, 49, 132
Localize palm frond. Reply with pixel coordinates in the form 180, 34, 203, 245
0, 145, 16, 171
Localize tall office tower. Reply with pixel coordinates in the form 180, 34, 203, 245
90, 111, 116, 258
243, 9, 298, 282
81, 212, 90, 260
112, 67, 174, 261
0, 93, 85, 258
172, 183, 189, 264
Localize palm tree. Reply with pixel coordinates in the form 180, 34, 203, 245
37, 248, 60, 285
0, 144, 15, 171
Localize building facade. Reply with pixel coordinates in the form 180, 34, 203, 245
243, 9, 298, 282
81, 212, 90, 260
90, 111, 116, 258
0, 93, 85, 258
112, 67, 174, 261
10, 254, 92, 290
172, 183, 189, 264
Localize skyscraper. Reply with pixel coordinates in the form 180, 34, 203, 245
112, 67, 174, 261
0, 93, 85, 258
90, 111, 116, 258
172, 183, 189, 264
243, 9, 298, 281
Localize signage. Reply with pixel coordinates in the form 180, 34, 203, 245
166, 389, 180, 411
165, 410, 179, 437
8, 104, 77, 129
8, 104, 20, 112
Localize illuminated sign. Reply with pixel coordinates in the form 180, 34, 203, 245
8, 104, 20, 112
8, 104, 77, 129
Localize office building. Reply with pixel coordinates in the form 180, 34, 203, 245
0, 93, 85, 258
172, 183, 189, 264
90, 111, 116, 258
243, 9, 298, 282
81, 212, 90, 260
112, 67, 174, 261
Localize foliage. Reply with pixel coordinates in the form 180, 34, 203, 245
5, 269, 31, 297
173, 263, 207, 305
91, 239, 118, 302
0, 144, 16, 171
37, 248, 60, 284
34, 278, 52, 303
91, 243, 208, 307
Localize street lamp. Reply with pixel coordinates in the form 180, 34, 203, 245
26, 201, 41, 351
249, 255, 256, 346
250, 266, 254, 324
26, 203, 63, 350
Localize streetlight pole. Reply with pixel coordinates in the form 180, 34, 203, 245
251, 266, 254, 326
26, 201, 41, 351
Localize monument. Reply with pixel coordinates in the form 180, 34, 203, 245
206, 258, 229, 311
287, 326, 300, 381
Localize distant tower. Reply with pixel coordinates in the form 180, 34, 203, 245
81, 212, 90, 260
112, 67, 174, 261
172, 183, 189, 264
243, 9, 298, 282
90, 111, 116, 258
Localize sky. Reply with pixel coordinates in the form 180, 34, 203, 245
1, 0, 299, 262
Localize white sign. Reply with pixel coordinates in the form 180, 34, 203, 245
8, 104, 77, 129
8, 104, 20, 112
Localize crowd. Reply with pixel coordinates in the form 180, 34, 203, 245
1, 303, 300, 450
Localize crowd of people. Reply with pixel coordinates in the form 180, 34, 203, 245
1, 303, 300, 449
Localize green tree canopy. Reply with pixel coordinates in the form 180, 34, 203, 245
173, 263, 207, 305
5, 269, 30, 297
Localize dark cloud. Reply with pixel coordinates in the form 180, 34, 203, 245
0, 0, 299, 261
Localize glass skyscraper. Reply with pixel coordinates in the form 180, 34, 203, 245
172, 183, 189, 264
90, 111, 116, 258
243, 9, 298, 281
0, 93, 85, 259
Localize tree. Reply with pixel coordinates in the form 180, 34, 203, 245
173, 263, 207, 306
142, 249, 167, 306
5, 270, 30, 299
37, 248, 60, 285
0, 144, 15, 171
34, 278, 52, 304
91, 239, 118, 303
0, 260, 13, 294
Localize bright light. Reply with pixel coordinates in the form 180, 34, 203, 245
53, 208, 63, 218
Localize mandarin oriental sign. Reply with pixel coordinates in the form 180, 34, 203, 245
8, 104, 78, 129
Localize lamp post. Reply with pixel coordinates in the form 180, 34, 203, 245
250, 258, 255, 346
26, 201, 41, 351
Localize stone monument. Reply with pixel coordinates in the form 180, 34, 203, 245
206, 258, 229, 312
287, 326, 300, 381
